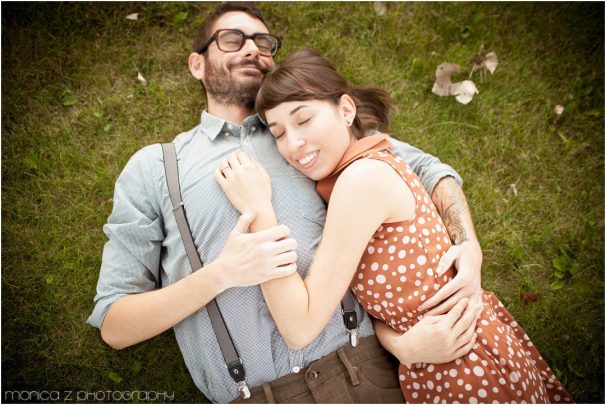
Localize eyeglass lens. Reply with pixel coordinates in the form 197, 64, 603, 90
217, 30, 277, 55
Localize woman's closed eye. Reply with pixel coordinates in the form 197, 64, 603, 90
297, 117, 312, 126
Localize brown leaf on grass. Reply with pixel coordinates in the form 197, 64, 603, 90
126, 13, 139, 21
521, 292, 538, 304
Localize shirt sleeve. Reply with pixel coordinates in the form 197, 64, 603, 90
87, 145, 165, 329
389, 138, 463, 197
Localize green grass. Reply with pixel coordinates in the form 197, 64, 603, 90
2, 2, 603, 403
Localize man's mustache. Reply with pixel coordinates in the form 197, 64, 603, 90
231, 60, 270, 74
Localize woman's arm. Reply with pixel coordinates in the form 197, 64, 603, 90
217, 152, 413, 348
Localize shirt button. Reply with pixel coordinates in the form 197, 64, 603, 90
227, 124, 233, 130
309, 369, 319, 380
224, 131, 230, 137
292, 366, 300, 373
251, 126, 256, 132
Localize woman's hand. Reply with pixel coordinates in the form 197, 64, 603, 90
215, 151, 273, 214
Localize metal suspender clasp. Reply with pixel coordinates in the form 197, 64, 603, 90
228, 359, 250, 399
342, 308, 360, 347
236, 380, 251, 399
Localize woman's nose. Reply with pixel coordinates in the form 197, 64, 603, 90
287, 133, 305, 151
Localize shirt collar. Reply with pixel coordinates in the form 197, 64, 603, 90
200, 110, 265, 141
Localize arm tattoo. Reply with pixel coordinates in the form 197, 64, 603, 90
432, 177, 470, 245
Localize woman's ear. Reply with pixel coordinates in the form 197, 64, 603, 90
339, 94, 357, 125
188, 52, 205, 81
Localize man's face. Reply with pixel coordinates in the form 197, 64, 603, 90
202, 12, 275, 109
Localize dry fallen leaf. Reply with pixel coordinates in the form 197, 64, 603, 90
484, 52, 499, 74
137, 72, 148, 86
373, 2, 387, 15
432, 63, 461, 97
469, 45, 499, 82
522, 291, 538, 304
509, 183, 518, 196
553, 104, 565, 124
450, 80, 479, 105
126, 13, 139, 21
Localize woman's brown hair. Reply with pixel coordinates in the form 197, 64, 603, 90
256, 49, 395, 139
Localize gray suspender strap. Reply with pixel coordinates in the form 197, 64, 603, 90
161, 143, 250, 399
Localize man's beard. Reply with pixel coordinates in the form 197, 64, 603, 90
203, 58, 268, 110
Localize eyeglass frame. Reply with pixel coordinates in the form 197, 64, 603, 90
196, 28, 281, 56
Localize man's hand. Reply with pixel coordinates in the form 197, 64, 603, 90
375, 298, 482, 365
213, 211, 298, 290
419, 239, 483, 315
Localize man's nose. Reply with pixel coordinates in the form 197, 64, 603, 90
240, 38, 261, 58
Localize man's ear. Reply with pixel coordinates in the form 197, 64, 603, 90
188, 52, 205, 81
339, 94, 357, 124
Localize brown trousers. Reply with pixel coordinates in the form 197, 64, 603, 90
231, 336, 404, 403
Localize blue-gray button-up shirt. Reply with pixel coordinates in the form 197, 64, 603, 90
87, 111, 462, 403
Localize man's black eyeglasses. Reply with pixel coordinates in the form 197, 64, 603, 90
197, 29, 281, 57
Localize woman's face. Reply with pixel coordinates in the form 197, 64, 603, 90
265, 97, 356, 180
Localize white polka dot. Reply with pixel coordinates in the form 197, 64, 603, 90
478, 389, 487, 398
473, 366, 484, 377
388, 245, 396, 254
409, 225, 417, 233
371, 262, 379, 271
417, 255, 427, 265
356, 284, 364, 291
427, 380, 434, 389
422, 228, 430, 236
469, 397, 478, 404
398, 250, 406, 259
376, 275, 386, 284
457, 379, 464, 386
412, 392, 418, 399
399, 374, 405, 381
385, 292, 393, 298
469, 353, 478, 361
510, 372, 520, 383
367, 246, 375, 254
464, 383, 472, 391
397, 265, 406, 273
419, 217, 426, 224
403, 235, 410, 244
373, 304, 381, 312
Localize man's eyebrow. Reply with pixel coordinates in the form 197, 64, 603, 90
267, 105, 309, 127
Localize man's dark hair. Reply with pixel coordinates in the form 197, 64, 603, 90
192, 2, 269, 53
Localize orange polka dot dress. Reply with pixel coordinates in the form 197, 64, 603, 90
317, 136, 573, 404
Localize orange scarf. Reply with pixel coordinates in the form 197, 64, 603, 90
316, 134, 392, 202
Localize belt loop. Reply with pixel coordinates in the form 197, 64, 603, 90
337, 347, 360, 386
262, 383, 276, 404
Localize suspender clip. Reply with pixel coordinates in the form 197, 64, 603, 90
236, 380, 251, 399
342, 308, 359, 347
228, 359, 250, 399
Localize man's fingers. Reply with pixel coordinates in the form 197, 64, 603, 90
273, 250, 297, 267
420, 278, 461, 311
255, 224, 291, 242
271, 262, 297, 278
424, 292, 463, 316
452, 302, 483, 336
453, 333, 478, 359
435, 245, 461, 276
237, 150, 253, 167
270, 237, 298, 255
443, 297, 468, 327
